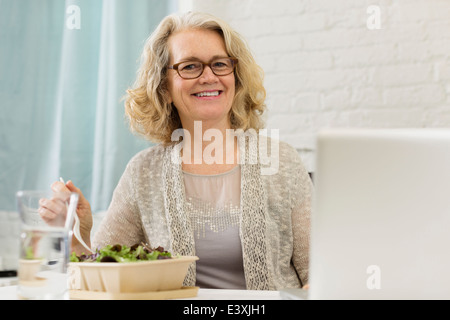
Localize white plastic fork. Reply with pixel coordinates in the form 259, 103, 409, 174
60, 178, 93, 254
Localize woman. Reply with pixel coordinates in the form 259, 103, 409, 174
44, 12, 312, 290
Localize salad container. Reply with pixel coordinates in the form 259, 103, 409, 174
68, 256, 199, 299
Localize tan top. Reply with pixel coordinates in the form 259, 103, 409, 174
183, 165, 246, 289
93, 133, 312, 290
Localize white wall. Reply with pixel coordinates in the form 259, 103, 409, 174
181, 0, 450, 171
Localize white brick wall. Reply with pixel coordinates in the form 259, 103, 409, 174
183, 0, 450, 171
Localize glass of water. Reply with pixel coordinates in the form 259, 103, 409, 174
16, 190, 79, 300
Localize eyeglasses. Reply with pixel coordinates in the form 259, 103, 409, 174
168, 57, 238, 79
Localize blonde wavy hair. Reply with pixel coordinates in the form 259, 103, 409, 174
124, 11, 266, 144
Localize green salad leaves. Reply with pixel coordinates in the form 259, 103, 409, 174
70, 243, 172, 263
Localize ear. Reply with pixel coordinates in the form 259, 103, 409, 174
167, 95, 173, 105
162, 83, 173, 104
158, 84, 172, 105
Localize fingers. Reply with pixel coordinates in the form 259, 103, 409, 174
66, 180, 90, 209
38, 200, 57, 221
55, 179, 84, 201
39, 197, 66, 213
52, 179, 92, 217
39, 179, 89, 227
40, 180, 71, 224
51, 181, 70, 198
65, 180, 81, 194
51, 180, 70, 192
50, 181, 72, 202
38, 197, 66, 226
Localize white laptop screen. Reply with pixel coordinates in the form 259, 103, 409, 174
309, 129, 450, 300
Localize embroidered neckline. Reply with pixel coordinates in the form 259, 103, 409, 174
182, 164, 240, 177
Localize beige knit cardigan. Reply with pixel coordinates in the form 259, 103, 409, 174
93, 133, 313, 290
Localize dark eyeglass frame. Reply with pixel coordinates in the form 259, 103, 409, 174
167, 57, 238, 79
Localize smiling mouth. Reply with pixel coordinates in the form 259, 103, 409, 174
193, 90, 222, 97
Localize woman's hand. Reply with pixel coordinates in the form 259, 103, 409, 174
43, 180, 93, 254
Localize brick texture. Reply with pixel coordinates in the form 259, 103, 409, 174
186, 0, 450, 171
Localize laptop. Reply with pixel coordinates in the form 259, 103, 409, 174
308, 128, 450, 300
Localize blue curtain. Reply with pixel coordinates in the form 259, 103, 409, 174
0, 0, 177, 211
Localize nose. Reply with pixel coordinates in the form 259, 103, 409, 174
198, 65, 218, 84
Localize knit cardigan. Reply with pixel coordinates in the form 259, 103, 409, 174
93, 133, 313, 290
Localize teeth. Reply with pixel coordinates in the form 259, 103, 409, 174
195, 91, 220, 97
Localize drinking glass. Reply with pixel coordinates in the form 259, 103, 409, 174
16, 190, 79, 299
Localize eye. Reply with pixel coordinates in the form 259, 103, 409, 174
212, 60, 229, 69
180, 62, 201, 72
